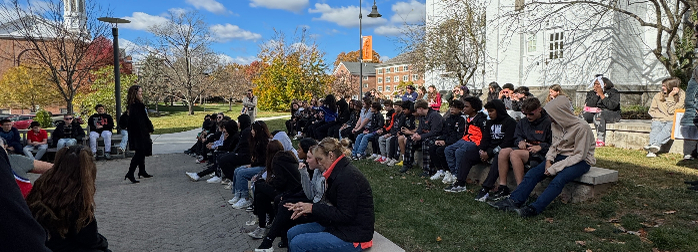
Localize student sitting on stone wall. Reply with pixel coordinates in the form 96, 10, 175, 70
645, 77, 685, 158
582, 74, 621, 147
351, 102, 384, 160
429, 100, 466, 182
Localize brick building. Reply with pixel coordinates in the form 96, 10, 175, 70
374, 52, 424, 98
334, 62, 378, 99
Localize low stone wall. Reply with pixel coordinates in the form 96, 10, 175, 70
598, 119, 694, 155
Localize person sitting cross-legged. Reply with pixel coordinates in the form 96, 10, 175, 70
491, 96, 595, 217
88, 104, 115, 159
23, 122, 49, 160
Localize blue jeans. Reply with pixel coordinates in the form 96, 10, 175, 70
510, 155, 590, 214
681, 73, 698, 126
233, 166, 264, 198
352, 133, 375, 157
119, 130, 129, 150
56, 138, 77, 150
288, 222, 362, 252
444, 140, 477, 174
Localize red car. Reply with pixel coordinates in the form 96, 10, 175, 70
10, 115, 35, 129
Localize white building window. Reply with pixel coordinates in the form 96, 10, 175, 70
364, 83, 369, 88
403, 75, 408, 81
386, 68, 391, 73
403, 66, 409, 71
377, 69, 383, 74
386, 77, 391, 83
386, 85, 391, 91
394, 67, 399, 72
394, 76, 399, 82
378, 77, 382, 83
363, 76, 368, 80
377, 86, 383, 92
548, 31, 564, 59
527, 33, 536, 53
412, 74, 419, 81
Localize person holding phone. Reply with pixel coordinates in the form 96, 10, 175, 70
645, 77, 685, 158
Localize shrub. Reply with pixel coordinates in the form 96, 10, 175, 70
35, 110, 52, 128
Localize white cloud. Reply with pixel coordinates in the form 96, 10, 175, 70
210, 24, 262, 42
249, 0, 309, 13
381, 55, 391, 62
185, 0, 229, 15
118, 38, 149, 62
308, 3, 388, 28
374, 25, 406, 36
219, 54, 258, 65
120, 12, 169, 31
168, 8, 187, 16
390, 0, 426, 24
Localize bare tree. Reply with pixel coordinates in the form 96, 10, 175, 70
331, 69, 358, 98
138, 53, 170, 112
0, 0, 112, 113
138, 9, 214, 115
211, 63, 251, 111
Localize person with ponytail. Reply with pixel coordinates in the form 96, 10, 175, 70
125, 85, 154, 183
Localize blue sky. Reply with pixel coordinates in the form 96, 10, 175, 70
108, 0, 426, 66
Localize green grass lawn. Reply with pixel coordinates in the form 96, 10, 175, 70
257, 118, 698, 252
149, 103, 288, 134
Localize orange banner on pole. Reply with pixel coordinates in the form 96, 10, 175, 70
362, 36, 372, 61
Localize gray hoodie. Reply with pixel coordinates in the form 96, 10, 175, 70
544, 96, 596, 175
300, 168, 326, 204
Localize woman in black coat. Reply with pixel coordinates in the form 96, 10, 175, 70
125, 85, 154, 183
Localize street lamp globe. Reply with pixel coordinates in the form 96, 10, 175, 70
368, 1, 382, 18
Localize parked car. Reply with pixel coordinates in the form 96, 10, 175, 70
11, 115, 35, 129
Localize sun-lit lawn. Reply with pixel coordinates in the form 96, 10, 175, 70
150, 103, 288, 134
260, 117, 698, 251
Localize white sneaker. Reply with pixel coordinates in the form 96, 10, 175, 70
643, 145, 651, 151
386, 158, 397, 166
381, 157, 392, 165
221, 178, 231, 185
206, 176, 222, 183
373, 155, 383, 161
648, 145, 660, 154
246, 219, 259, 226
685, 154, 694, 160
248, 227, 268, 239
369, 153, 378, 160
430, 170, 445, 180
224, 181, 233, 190
255, 248, 274, 252
185, 172, 200, 182
232, 198, 252, 209
228, 195, 240, 205
646, 152, 657, 158
442, 172, 455, 184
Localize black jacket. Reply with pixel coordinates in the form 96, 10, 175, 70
481, 99, 517, 157
585, 88, 621, 114
46, 219, 109, 252
0, 150, 51, 252
219, 132, 239, 152
233, 128, 251, 156
399, 113, 417, 135
53, 121, 86, 146
337, 99, 351, 124
127, 102, 154, 153
514, 110, 552, 155
388, 111, 405, 135
439, 112, 466, 145
417, 109, 444, 139
366, 111, 385, 133
118, 112, 129, 130
312, 157, 374, 243
88, 113, 114, 133
250, 139, 268, 168
269, 151, 302, 195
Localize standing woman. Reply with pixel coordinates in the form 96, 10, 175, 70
125, 85, 154, 183
26, 146, 110, 252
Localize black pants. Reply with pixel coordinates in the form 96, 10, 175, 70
128, 149, 146, 175
315, 121, 338, 139
253, 181, 279, 228
264, 196, 313, 244
219, 153, 251, 178
285, 119, 296, 134
481, 153, 501, 190
328, 124, 344, 138
388, 136, 400, 159
370, 135, 380, 155
455, 146, 481, 187
340, 128, 355, 143
197, 152, 225, 178
430, 145, 448, 171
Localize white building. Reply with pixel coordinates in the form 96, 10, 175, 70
64, 0, 87, 34
426, 0, 675, 104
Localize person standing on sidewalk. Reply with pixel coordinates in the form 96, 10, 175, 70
243, 89, 258, 121
125, 85, 154, 183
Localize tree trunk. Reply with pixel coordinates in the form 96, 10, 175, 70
66, 99, 74, 115
188, 101, 194, 115
228, 96, 233, 111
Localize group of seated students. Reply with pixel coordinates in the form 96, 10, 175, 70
0, 104, 130, 162
183, 111, 375, 252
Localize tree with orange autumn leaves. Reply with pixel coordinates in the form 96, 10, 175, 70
333, 49, 381, 67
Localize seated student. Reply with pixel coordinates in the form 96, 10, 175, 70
286, 101, 301, 137
118, 111, 129, 154
26, 146, 110, 251
350, 97, 374, 144
52, 113, 85, 150
312, 95, 339, 140
442, 97, 485, 184
351, 102, 384, 159
399, 100, 445, 177
23, 122, 49, 160
0, 119, 22, 154
284, 138, 374, 252
445, 99, 515, 193
646, 77, 685, 157
88, 104, 115, 159
378, 101, 404, 164
338, 100, 361, 140
227, 120, 272, 209
476, 98, 552, 201
509, 86, 533, 120
185, 120, 239, 182
373, 100, 396, 162
498, 83, 515, 111
582, 75, 621, 147
186, 115, 251, 182
184, 115, 212, 156
248, 140, 301, 239
327, 98, 351, 139
492, 96, 595, 217
393, 101, 417, 167
255, 138, 319, 251
430, 100, 466, 181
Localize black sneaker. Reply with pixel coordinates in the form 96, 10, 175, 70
488, 198, 521, 212
490, 186, 511, 201
399, 166, 410, 173
688, 185, 698, 191
684, 180, 698, 186
419, 171, 430, 178
515, 205, 538, 217
474, 188, 489, 202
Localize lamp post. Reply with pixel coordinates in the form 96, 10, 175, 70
97, 17, 130, 131
359, 0, 381, 99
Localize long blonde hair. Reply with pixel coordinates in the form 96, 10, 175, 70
660, 77, 681, 102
